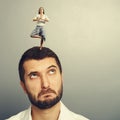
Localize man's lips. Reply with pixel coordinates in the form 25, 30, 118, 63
42, 92, 54, 97
38, 89, 56, 97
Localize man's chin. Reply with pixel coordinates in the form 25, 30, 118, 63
28, 86, 63, 109
35, 96, 61, 109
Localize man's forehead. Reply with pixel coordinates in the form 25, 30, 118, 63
23, 57, 58, 68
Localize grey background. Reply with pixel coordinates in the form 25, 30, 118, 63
0, 0, 120, 120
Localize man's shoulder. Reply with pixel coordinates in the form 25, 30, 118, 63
70, 111, 90, 120
5, 107, 30, 120
61, 102, 90, 120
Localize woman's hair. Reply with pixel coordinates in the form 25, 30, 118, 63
38, 7, 45, 14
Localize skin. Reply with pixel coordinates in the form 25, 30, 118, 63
20, 57, 63, 120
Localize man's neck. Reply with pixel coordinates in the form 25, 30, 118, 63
31, 102, 61, 120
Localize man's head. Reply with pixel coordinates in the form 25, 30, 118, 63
19, 46, 63, 109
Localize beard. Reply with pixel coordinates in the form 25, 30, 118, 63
26, 84, 63, 109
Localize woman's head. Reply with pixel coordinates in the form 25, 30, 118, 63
38, 7, 45, 14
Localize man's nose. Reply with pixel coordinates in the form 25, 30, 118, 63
41, 74, 50, 89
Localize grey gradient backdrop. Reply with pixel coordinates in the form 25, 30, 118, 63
0, 0, 120, 120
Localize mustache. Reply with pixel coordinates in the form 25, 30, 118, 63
38, 88, 56, 97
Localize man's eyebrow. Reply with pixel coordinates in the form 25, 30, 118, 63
27, 65, 57, 76
47, 65, 57, 69
28, 71, 38, 76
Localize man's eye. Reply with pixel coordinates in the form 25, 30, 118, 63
48, 69, 56, 75
30, 74, 38, 79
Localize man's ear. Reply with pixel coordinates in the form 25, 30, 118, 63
20, 81, 27, 93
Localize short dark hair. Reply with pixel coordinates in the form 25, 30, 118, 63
18, 47, 62, 82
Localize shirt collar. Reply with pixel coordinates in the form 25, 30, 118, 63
58, 101, 70, 120
28, 101, 65, 120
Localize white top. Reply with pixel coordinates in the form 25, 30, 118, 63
34, 14, 49, 26
6, 102, 90, 120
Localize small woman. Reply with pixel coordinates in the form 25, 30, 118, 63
30, 7, 49, 49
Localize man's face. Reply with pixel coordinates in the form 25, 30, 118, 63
21, 57, 63, 109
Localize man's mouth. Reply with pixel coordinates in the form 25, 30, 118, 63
38, 89, 56, 98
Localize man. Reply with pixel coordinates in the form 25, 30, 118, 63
6, 46, 89, 120
30, 7, 49, 49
